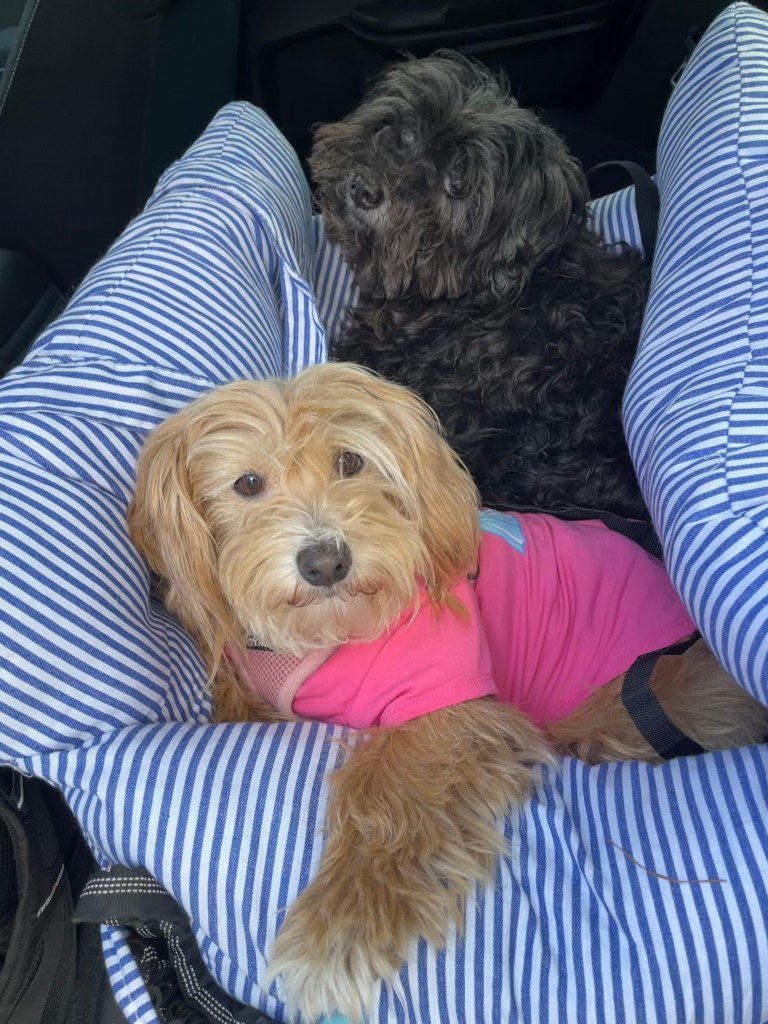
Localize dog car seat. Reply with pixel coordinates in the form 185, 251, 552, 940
0, 5, 767, 1021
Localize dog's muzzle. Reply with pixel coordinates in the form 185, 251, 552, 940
350, 174, 383, 211
296, 540, 352, 588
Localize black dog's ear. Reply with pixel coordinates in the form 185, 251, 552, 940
530, 140, 590, 246
442, 145, 474, 200
486, 116, 589, 296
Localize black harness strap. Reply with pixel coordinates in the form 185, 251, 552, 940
588, 159, 660, 266
75, 866, 272, 1024
621, 634, 706, 760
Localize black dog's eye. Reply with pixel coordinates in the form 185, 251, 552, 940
443, 147, 472, 200
444, 169, 469, 199
334, 451, 365, 477
233, 473, 266, 497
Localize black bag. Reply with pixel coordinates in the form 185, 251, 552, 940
0, 766, 274, 1024
0, 768, 111, 1024
74, 867, 276, 1024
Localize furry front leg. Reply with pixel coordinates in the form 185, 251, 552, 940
266, 699, 553, 1021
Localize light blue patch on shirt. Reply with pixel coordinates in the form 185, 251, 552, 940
477, 509, 526, 555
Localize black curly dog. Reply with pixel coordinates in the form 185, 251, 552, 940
310, 54, 648, 517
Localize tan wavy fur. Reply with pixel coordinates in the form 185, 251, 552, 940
127, 362, 768, 1022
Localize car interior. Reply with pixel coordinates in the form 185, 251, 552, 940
0, 0, 761, 1021
0, 0, 744, 383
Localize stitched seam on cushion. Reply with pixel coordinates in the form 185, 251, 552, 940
0, 360, 222, 430
725, 3, 758, 517
154, 105, 251, 195
0, 398, 204, 437
29, 190, 197, 357
0, 0, 42, 120
36, 102, 250, 360
5, 354, 220, 383
0, 420, 135, 504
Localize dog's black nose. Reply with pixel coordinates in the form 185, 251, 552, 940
350, 175, 383, 210
296, 540, 352, 588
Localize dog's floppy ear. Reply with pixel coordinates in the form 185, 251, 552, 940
126, 405, 232, 673
488, 115, 589, 296
397, 395, 481, 607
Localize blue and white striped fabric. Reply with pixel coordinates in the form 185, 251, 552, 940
0, 10, 767, 1023
590, 185, 642, 259
624, 1, 768, 704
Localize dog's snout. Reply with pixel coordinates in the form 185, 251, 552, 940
297, 540, 352, 588
350, 175, 383, 211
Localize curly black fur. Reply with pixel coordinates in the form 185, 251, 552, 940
310, 53, 649, 517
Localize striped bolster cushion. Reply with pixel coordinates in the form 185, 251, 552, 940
624, 0, 768, 703
0, 5, 767, 1022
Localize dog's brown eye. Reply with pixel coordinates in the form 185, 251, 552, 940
444, 171, 469, 199
335, 451, 365, 477
233, 473, 265, 497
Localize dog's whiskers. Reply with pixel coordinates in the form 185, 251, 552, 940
286, 582, 324, 608
346, 580, 379, 598
285, 579, 381, 608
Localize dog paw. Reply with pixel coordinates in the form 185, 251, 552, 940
265, 883, 396, 1022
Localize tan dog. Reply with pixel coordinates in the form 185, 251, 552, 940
127, 362, 767, 1022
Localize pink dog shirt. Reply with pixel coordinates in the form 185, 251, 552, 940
239, 512, 695, 730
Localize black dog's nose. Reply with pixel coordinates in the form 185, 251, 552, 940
350, 175, 383, 210
296, 540, 352, 588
